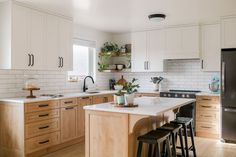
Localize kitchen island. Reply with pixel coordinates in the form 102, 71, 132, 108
84, 97, 195, 157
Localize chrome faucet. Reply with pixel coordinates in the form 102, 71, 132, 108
83, 76, 95, 92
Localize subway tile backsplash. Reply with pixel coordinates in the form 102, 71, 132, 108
113, 60, 220, 92
0, 60, 219, 99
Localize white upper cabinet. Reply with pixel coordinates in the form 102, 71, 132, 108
131, 30, 165, 72
147, 30, 165, 72
222, 17, 236, 48
164, 25, 200, 59
0, 1, 72, 70
131, 31, 147, 72
201, 24, 221, 72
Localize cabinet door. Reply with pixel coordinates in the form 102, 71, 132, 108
182, 26, 199, 58
147, 30, 165, 72
77, 97, 92, 138
131, 32, 147, 72
11, 4, 31, 69
61, 106, 77, 143
201, 24, 221, 71
222, 17, 236, 48
164, 27, 182, 59
45, 14, 60, 70
29, 9, 45, 69
59, 18, 73, 71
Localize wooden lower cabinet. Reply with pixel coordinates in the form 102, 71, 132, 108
60, 105, 78, 143
77, 97, 93, 138
92, 94, 113, 104
196, 95, 220, 139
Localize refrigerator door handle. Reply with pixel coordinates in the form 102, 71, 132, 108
222, 61, 225, 96
224, 108, 236, 113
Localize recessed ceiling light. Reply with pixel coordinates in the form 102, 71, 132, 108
148, 14, 166, 22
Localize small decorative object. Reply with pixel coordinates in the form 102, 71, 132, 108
23, 87, 40, 98
116, 64, 124, 70
101, 42, 119, 54
114, 84, 123, 90
117, 75, 127, 86
151, 77, 164, 91
114, 90, 125, 105
123, 78, 140, 106
125, 44, 131, 53
209, 75, 220, 93
120, 45, 127, 53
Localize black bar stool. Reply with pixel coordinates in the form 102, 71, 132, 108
171, 117, 197, 157
137, 130, 172, 157
157, 123, 185, 157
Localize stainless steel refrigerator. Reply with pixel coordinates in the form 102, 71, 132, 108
221, 48, 236, 143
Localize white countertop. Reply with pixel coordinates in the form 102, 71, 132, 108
84, 97, 195, 116
0, 90, 117, 103
196, 92, 220, 97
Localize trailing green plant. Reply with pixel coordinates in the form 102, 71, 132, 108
123, 78, 140, 94
98, 62, 109, 71
101, 42, 119, 53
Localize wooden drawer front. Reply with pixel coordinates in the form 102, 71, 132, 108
196, 111, 219, 123
78, 96, 92, 105
60, 98, 77, 108
26, 131, 60, 154
197, 102, 220, 111
25, 118, 60, 139
25, 101, 60, 113
196, 122, 219, 133
25, 109, 60, 123
196, 96, 219, 103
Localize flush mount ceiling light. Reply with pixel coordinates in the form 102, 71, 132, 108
148, 14, 166, 22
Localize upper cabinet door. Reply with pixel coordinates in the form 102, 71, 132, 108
201, 24, 221, 72
59, 18, 73, 71
147, 30, 165, 72
131, 32, 147, 72
222, 17, 236, 48
11, 4, 31, 69
29, 9, 45, 69
164, 25, 200, 59
45, 14, 60, 70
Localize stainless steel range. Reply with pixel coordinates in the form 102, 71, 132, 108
160, 90, 201, 134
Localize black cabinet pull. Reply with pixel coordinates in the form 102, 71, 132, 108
82, 97, 90, 99
38, 104, 49, 108
64, 101, 73, 104
28, 54, 31, 66
61, 57, 64, 67
31, 54, 34, 66
200, 126, 212, 129
202, 98, 212, 101
38, 125, 49, 130
38, 140, 49, 144
201, 60, 204, 69
38, 114, 49, 117
58, 57, 61, 68
201, 105, 212, 108
65, 106, 74, 110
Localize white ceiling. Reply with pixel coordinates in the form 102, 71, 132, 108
17, 0, 236, 33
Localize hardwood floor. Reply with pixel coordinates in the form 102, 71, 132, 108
43, 137, 236, 157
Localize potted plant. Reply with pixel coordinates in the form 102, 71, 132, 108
101, 42, 119, 55
150, 77, 164, 91
114, 90, 125, 105
123, 78, 140, 106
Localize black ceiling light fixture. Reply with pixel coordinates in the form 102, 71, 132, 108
148, 14, 166, 22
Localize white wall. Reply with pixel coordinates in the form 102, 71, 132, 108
0, 24, 113, 99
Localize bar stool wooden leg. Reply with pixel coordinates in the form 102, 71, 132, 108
189, 122, 197, 157
166, 138, 172, 157
183, 125, 189, 157
148, 144, 153, 157
155, 143, 161, 157
179, 128, 186, 157
137, 141, 143, 157
171, 133, 177, 157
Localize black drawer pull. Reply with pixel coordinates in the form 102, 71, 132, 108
38, 114, 49, 117
201, 115, 212, 118
82, 97, 90, 99
200, 126, 212, 129
201, 105, 212, 108
65, 107, 74, 110
202, 98, 212, 101
64, 101, 73, 104
38, 104, 49, 108
38, 140, 49, 144
38, 126, 49, 130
